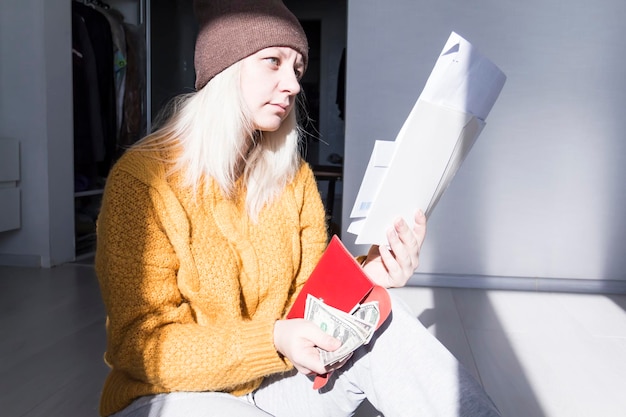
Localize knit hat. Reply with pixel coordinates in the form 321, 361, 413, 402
193, 0, 309, 90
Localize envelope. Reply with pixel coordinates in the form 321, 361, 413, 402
349, 140, 395, 219
348, 32, 506, 245
349, 101, 485, 244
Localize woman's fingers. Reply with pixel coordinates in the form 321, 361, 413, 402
382, 210, 427, 286
362, 209, 428, 288
413, 209, 427, 249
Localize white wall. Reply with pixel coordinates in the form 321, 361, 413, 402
0, 0, 75, 267
343, 0, 626, 291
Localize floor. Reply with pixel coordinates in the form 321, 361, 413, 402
1, 263, 625, 417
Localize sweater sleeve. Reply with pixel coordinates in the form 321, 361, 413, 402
96, 160, 291, 395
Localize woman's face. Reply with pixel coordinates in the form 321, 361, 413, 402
240, 47, 304, 132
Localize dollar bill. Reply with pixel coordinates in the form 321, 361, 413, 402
351, 301, 380, 344
352, 301, 380, 327
304, 294, 380, 366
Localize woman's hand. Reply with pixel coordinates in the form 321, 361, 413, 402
362, 210, 427, 288
274, 318, 343, 375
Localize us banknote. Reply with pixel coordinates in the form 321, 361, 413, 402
304, 294, 380, 366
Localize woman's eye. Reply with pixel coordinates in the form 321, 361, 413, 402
265, 57, 280, 67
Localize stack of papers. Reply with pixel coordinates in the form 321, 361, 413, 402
348, 32, 507, 245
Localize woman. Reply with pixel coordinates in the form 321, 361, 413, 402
95, 1, 501, 416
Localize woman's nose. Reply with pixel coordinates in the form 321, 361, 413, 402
280, 69, 301, 95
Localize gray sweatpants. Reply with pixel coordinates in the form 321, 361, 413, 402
111, 292, 500, 417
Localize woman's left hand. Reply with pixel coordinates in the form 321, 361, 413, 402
362, 210, 427, 288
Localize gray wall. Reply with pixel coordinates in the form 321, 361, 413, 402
343, 0, 626, 291
0, 0, 75, 267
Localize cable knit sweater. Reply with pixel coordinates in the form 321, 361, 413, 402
95, 149, 328, 416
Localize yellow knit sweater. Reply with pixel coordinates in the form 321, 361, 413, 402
95, 149, 328, 416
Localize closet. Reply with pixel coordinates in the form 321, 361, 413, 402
71, 0, 149, 259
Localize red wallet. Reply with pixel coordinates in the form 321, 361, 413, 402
287, 235, 391, 389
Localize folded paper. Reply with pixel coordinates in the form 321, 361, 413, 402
349, 32, 506, 245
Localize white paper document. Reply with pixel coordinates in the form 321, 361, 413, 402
348, 32, 506, 245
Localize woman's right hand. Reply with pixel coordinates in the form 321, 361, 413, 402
273, 318, 342, 375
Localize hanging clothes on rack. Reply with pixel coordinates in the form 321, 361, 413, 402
72, 0, 147, 257
72, 0, 116, 189
94, 5, 128, 141
117, 20, 147, 156
72, 0, 147, 190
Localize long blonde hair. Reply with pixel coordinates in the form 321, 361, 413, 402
134, 61, 304, 219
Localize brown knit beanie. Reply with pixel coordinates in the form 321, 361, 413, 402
193, 0, 309, 90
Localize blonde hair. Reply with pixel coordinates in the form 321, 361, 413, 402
134, 61, 304, 219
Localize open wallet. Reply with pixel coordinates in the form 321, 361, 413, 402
287, 235, 392, 389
